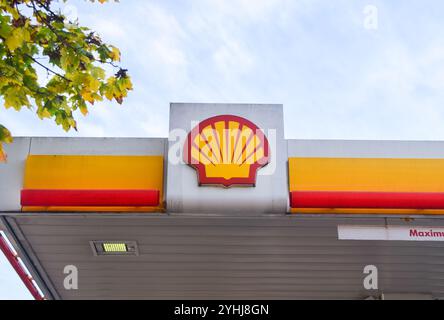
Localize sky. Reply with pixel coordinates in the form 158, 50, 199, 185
1, 0, 444, 299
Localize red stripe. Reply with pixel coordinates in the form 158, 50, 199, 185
21, 189, 160, 207
0, 234, 44, 300
290, 191, 444, 209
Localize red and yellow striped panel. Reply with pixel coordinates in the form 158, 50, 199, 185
22, 155, 164, 212
289, 158, 444, 214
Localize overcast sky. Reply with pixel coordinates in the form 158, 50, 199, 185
2, 0, 444, 299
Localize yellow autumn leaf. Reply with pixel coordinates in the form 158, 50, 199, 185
37, 107, 52, 119
0, 127, 13, 144
80, 89, 95, 104
79, 104, 88, 116
5, 28, 30, 51
5, 5, 20, 20
0, 125, 13, 162
109, 46, 121, 62
0, 144, 6, 162
88, 77, 101, 92
117, 77, 133, 91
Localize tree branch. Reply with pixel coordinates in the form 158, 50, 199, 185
28, 0, 121, 70
25, 54, 70, 82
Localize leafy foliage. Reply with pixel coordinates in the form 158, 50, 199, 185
0, 0, 132, 160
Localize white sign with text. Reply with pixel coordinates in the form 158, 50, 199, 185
338, 225, 444, 241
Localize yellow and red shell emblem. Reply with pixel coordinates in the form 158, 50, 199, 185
183, 115, 270, 187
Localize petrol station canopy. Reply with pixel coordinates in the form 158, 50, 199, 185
1, 103, 444, 300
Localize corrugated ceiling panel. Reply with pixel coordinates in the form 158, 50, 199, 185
11, 215, 444, 300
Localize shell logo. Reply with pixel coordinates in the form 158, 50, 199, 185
183, 115, 270, 187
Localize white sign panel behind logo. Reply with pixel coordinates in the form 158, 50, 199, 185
338, 225, 444, 242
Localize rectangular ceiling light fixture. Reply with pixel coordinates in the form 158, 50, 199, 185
103, 243, 127, 253
90, 241, 139, 256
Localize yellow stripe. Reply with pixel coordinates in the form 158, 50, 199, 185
289, 157, 444, 193
24, 155, 163, 189
23, 155, 164, 212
